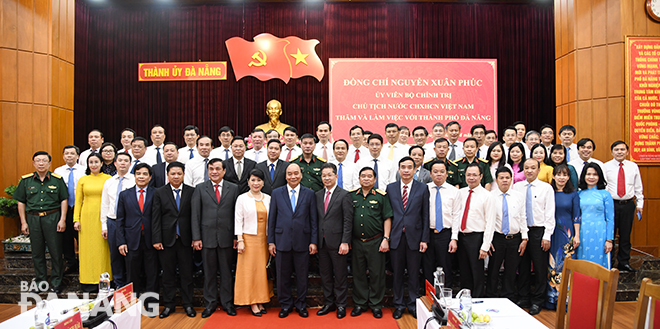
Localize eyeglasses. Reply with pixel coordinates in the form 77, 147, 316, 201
34, 159, 50, 164
102, 150, 115, 154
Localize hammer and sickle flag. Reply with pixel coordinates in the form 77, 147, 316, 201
225, 33, 324, 83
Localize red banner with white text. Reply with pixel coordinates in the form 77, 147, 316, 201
329, 59, 497, 143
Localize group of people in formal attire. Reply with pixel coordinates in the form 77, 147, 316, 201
14, 119, 644, 320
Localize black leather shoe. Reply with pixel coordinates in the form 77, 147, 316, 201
619, 264, 638, 272
408, 307, 417, 319
529, 304, 541, 315
337, 307, 346, 319
392, 308, 405, 319
372, 308, 383, 318
260, 307, 267, 314
184, 306, 196, 317
317, 304, 336, 316
50, 286, 63, 294
252, 309, 262, 317
516, 300, 531, 309
279, 308, 292, 318
225, 306, 237, 316
298, 308, 309, 317
351, 306, 365, 317
159, 307, 174, 318
201, 304, 217, 318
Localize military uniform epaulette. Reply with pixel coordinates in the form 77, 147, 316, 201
447, 159, 458, 166
21, 173, 34, 179
291, 155, 302, 161
457, 157, 466, 163
423, 158, 434, 164
375, 189, 386, 195
351, 188, 361, 194
51, 173, 62, 179
317, 157, 327, 162
477, 158, 489, 163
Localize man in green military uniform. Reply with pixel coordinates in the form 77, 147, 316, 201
423, 137, 460, 186
14, 151, 68, 293
350, 167, 392, 319
290, 133, 325, 192
454, 138, 493, 189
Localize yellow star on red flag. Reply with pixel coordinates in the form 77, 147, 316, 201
290, 48, 309, 66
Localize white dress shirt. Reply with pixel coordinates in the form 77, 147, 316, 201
603, 159, 644, 207
564, 143, 580, 163
117, 148, 134, 157
100, 174, 136, 230
245, 147, 266, 163
314, 142, 336, 162
144, 144, 165, 165
569, 157, 605, 179
78, 148, 100, 167
330, 160, 357, 191
448, 141, 464, 161
491, 188, 529, 239
128, 154, 152, 173
354, 153, 395, 190
427, 182, 462, 237
383, 142, 408, 164
280, 145, 302, 161
542, 143, 553, 157
54, 164, 86, 201
423, 143, 436, 161
184, 157, 210, 187
209, 146, 232, 160
177, 146, 199, 164
348, 145, 369, 163
478, 144, 490, 160
512, 179, 556, 241
454, 185, 496, 251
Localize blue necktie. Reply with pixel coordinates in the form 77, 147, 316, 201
203, 158, 209, 181
435, 186, 443, 230
373, 159, 379, 189
67, 168, 75, 206
189, 149, 194, 159
224, 149, 229, 160
338, 163, 344, 189
115, 177, 124, 214
291, 189, 296, 212
156, 147, 162, 164
174, 189, 181, 236
131, 160, 139, 174
502, 193, 510, 235
413, 170, 419, 181
269, 163, 275, 181
566, 147, 570, 162
526, 183, 534, 226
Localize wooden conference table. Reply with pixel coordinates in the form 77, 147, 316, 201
416, 297, 548, 329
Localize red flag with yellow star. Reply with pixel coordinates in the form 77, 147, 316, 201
283, 36, 324, 82
225, 33, 292, 83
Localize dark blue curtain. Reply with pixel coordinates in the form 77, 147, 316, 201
75, 1, 554, 147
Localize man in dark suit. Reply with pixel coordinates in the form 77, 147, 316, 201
386, 156, 430, 319
191, 158, 240, 318
315, 163, 353, 319
151, 142, 179, 188
268, 163, 318, 318
151, 161, 196, 318
117, 163, 158, 300
223, 136, 256, 194
256, 139, 288, 195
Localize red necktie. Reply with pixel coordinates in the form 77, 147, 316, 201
215, 184, 221, 203
617, 162, 626, 198
286, 148, 293, 162
324, 191, 331, 213
354, 149, 360, 163
139, 189, 145, 231
402, 185, 409, 209
460, 189, 473, 231
322, 145, 328, 161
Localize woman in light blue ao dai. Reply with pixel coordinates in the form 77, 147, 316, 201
576, 163, 614, 268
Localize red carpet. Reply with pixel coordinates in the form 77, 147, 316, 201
201, 307, 400, 329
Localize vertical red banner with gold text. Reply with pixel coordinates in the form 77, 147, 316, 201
329, 59, 497, 143
626, 37, 660, 163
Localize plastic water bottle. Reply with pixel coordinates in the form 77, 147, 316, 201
433, 267, 445, 297
34, 300, 51, 329
99, 272, 111, 295
459, 289, 473, 324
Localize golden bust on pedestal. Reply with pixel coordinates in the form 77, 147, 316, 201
255, 99, 291, 135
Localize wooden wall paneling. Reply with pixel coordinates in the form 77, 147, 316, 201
1, 102, 18, 190
50, 107, 64, 168
591, 45, 608, 99
643, 199, 659, 250
49, 56, 59, 107
591, 98, 608, 160
620, 0, 633, 37
568, 51, 576, 102
641, 166, 660, 199
64, 62, 73, 109
576, 0, 591, 49
567, 0, 575, 53
561, 0, 569, 56
606, 0, 622, 43
632, 0, 647, 35
17, 0, 34, 51
568, 101, 576, 126
556, 59, 563, 105
34, 0, 49, 54
631, 199, 647, 247
577, 48, 592, 100
66, 0, 74, 64
58, 60, 66, 109
555, 0, 562, 58
33, 53, 48, 105
17, 51, 33, 103
32, 104, 49, 153
606, 97, 624, 142
592, 0, 607, 46
2, 0, 18, 48
1, 49, 18, 102
50, 0, 60, 57
562, 55, 570, 105
16, 103, 34, 175
576, 100, 593, 138
58, 0, 66, 62
607, 42, 623, 97
648, 17, 660, 35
